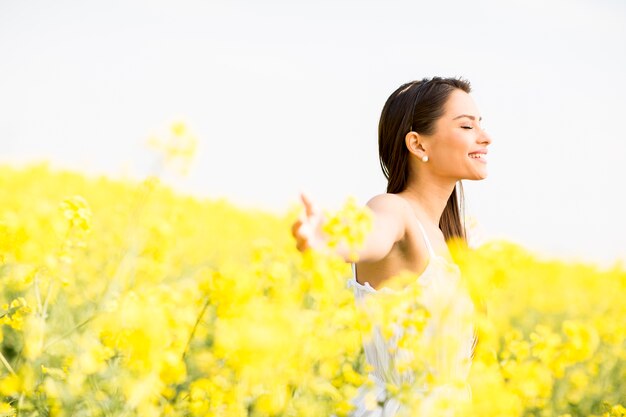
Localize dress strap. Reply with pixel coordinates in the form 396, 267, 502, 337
415, 219, 437, 258
351, 262, 357, 280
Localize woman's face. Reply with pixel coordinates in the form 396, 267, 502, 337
418, 89, 492, 181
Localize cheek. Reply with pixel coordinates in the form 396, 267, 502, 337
450, 133, 471, 151
436, 134, 469, 160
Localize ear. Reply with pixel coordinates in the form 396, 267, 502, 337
405, 131, 426, 157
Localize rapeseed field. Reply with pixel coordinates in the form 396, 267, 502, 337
1, 125, 624, 416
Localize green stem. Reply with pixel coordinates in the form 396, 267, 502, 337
182, 298, 211, 359
34, 269, 43, 315
43, 315, 96, 351
0, 350, 16, 375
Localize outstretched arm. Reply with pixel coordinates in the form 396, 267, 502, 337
291, 193, 407, 263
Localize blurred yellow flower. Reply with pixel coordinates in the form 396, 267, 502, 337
0, 402, 15, 417
59, 195, 92, 233
0, 163, 624, 416
321, 196, 373, 262
147, 120, 198, 176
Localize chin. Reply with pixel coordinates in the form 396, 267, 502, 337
466, 172, 488, 181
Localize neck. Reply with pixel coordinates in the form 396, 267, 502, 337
398, 173, 457, 228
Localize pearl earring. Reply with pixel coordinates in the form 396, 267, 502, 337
421, 155, 429, 162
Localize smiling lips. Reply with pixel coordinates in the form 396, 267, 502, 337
468, 149, 488, 163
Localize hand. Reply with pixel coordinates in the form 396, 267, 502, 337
291, 192, 328, 253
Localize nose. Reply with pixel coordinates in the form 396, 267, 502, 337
478, 127, 492, 145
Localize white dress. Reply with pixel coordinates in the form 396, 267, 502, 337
345, 219, 477, 417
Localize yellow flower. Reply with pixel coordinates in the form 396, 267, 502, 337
1, 297, 32, 330
321, 196, 373, 262
562, 319, 599, 363
1, 163, 625, 416
146, 120, 198, 176
0, 402, 15, 417
59, 195, 92, 233
171, 121, 187, 137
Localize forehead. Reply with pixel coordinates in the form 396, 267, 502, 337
443, 89, 480, 117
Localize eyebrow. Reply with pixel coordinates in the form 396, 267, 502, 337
453, 114, 483, 122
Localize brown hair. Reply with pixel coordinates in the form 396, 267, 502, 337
378, 76, 471, 244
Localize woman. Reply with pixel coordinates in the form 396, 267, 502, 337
292, 76, 492, 416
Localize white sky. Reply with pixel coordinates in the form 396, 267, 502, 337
1, 0, 625, 265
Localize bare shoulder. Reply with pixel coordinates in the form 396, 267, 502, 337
364, 193, 410, 246
365, 193, 411, 216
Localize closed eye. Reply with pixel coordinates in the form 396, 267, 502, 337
462, 126, 473, 129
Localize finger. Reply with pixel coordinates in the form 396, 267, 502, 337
296, 238, 309, 252
300, 192, 316, 217
291, 219, 302, 237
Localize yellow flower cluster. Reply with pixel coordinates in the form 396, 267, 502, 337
449, 240, 626, 417
0, 163, 624, 417
146, 120, 198, 176
321, 196, 374, 262
1, 298, 31, 331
